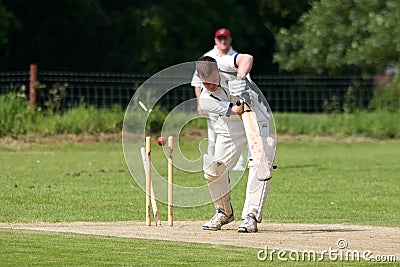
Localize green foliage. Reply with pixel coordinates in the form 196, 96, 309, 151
0, 93, 124, 137
125, 106, 203, 135
1, 92, 399, 139
323, 83, 366, 114
323, 95, 342, 114
44, 83, 68, 115
274, 0, 400, 74
1, 0, 277, 74
274, 111, 400, 139
369, 74, 400, 111
0, 2, 19, 45
145, 106, 168, 134
122, 105, 172, 135
37, 105, 125, 135
256, 0, 311, 34
342, 85, 358, 114
0, 92, 34, 137
35, 82, 69, 115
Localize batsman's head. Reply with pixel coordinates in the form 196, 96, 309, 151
196, 56, 219, 91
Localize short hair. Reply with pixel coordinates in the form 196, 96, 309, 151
196, 56, 218, 78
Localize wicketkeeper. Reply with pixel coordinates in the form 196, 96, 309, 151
196, 54, 276, 233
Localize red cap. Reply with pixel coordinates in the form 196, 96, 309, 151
215, 28, 231, 37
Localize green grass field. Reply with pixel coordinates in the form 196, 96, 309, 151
0, 137, 399, 266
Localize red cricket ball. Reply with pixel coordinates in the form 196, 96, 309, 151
157, 137, 166, 146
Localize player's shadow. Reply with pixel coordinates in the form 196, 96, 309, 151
283, 228, 366, 234
276, 164, 319, 169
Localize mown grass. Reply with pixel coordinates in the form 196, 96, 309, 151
0, 140, 399, 225
1, 92, 399, 265
2, 229, 384, 267
0, 138, 399, 266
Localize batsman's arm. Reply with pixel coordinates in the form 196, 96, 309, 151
234, 54, 253, 79
194, 86, 205, 116
227, 53, 254, 103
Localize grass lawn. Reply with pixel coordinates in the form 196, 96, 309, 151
2, 229, 384, 267
0, 136, 399, 266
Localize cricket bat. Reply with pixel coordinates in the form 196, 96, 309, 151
140, 147, 161, 225
241, 102, 273, 180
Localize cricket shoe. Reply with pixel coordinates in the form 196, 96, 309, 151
202, 208, 234, 231
238, 212, 258, 233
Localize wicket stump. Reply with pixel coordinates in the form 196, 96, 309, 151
167, 136, 173, 226
145, 136, 152, 226
144, 136, 174, 226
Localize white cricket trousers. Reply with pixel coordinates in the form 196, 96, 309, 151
206, 115, 270, 222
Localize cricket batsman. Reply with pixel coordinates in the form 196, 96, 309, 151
195, 54, 276, 233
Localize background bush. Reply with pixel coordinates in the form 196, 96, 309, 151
274, 111, 400, 139
0, 93, 124, 137
369, 74, 400, 112
0, 92, 399, 139
0, 93, 34, 137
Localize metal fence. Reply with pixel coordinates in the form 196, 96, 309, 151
0, 70, 376, 113
256, 75, 374, 112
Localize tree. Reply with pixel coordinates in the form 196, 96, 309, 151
0, 0, 278, 74
133, 0, 278, 74
256, 0, 311, 35
0, 2, 19, 45
0, 1, 19, 68
273, 0, 400, 74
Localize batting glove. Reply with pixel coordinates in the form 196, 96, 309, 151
228, 79, 247, 97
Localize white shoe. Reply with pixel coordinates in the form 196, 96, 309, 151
202, 208, 234, 231
238, 212, 258, 233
